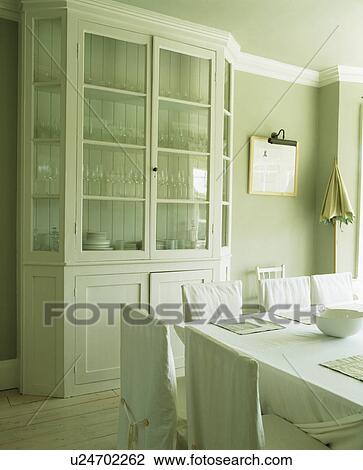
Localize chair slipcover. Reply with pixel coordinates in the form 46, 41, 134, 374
259, 276, 311, 312
118, 310, 177, 450
182, 280, 243, 323
185, 325, 265, 450
185, 325, 328, 450
311, 272, 354, 306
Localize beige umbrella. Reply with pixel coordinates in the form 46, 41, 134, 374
320, 162, 354, 272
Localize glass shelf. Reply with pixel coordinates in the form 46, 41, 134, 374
84, 33, 146, 94
156, 202, 208, 250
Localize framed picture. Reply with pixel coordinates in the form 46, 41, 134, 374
248, 136, 299, 196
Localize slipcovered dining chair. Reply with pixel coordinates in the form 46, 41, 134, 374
258, 276, 311, 321
118, 309, 187, 450
182, 280, 243, 323
311, 272, 354, 307
185, 325, 328, 450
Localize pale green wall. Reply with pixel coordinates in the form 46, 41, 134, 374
231, 72, 319, 300
0, 18, 18, 361
314, 82, 362, 276
314, 82, 339, 274
336, 82, 363, 275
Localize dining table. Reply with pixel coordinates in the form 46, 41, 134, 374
175, 318, 363, 449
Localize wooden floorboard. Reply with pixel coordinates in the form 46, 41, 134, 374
0, 389, 120, 450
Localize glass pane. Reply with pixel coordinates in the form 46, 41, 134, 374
159, 49, 210, 104
222, 205, 229, 247
83, 88, 145, 145
34, 86, 61, 139
84, 33, 146, 93
33, 143, 60, 196
158, 101, 209, 152
223, 114, 230, 156
224, 60, 231, 112
83, 200, 144, 251
157, 152, 208, 200
83, 145, 145, 198
34, 18, 62, 82
33, 198, 60, 251
222, 160, 231, 202
156, 203, 208, 250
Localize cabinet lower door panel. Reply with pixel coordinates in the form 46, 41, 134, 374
150, 270, 213, 372
75, 273, 148, 384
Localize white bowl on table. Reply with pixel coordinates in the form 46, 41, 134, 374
314, 308, 363, 338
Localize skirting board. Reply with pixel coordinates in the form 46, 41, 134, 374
0, 359, 19, 390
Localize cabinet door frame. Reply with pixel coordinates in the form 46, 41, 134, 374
74, 272, 149, 385
22, 9, 67, 265
150, 37, 216, 260
74, 20, 152, 263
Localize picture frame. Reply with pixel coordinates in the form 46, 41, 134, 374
248, 136, 299, 196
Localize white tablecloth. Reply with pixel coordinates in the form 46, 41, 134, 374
176, 322, 363, 449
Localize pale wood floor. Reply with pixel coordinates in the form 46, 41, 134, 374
0, 388, 120, 449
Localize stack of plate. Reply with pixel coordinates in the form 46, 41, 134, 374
83, 232, 113, 251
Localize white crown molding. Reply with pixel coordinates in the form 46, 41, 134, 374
0, 0, 20, 21
319, 65, 363, 87
337, 65, 363, 84
235, 51, 320, 87
319, 66, 340, 87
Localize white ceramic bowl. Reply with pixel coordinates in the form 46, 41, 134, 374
314, 309, 363, 338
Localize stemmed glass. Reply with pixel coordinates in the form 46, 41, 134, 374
177, 170, 187, 199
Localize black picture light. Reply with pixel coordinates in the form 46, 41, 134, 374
268, 129, 297, 147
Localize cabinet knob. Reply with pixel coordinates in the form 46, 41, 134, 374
152, 167, 158, 172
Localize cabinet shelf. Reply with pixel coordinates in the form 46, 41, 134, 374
33, 138, 61, 144
157, 198, 209, 204
83, 195, 145, 202
159, 96, 211, 109
84, 139, 146, 150
32, 194, 60, 199
84, 83, 146, 98
157, 147, 209, 157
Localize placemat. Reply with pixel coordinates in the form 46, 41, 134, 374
212, 318, 285, 335
320, 355, 363, 382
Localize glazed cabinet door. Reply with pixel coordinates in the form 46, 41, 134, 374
74, 272, 149, 385
151, 37, 216, 260
221, 59, 233, 255
150, 270, 213, 373
23, 10, 66, 263
76, 22, 151, 262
